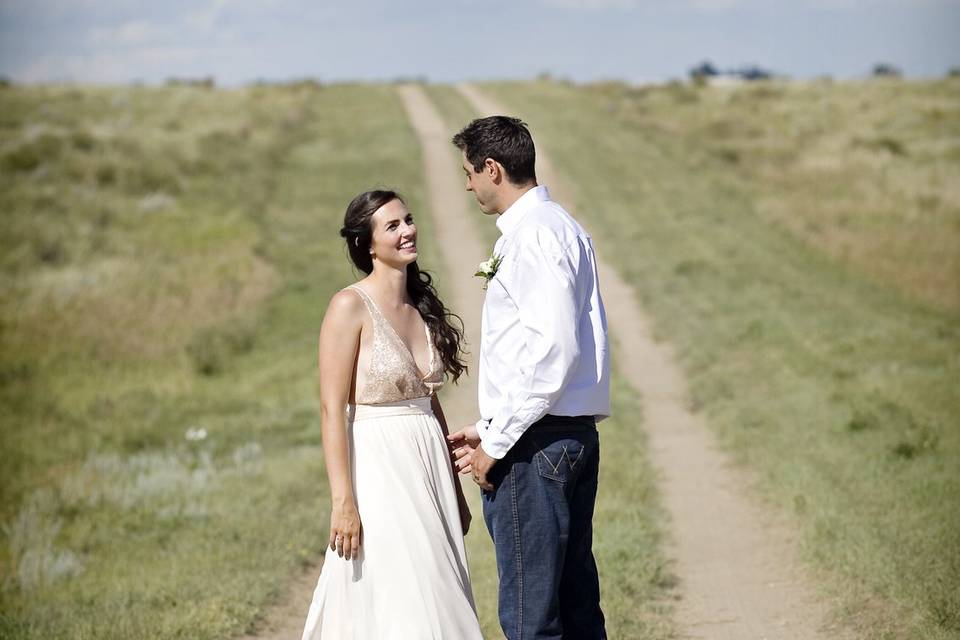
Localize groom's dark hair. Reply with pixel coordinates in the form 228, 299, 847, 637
452, 115, 537, 186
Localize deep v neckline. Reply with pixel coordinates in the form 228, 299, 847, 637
350, 285, 435, 381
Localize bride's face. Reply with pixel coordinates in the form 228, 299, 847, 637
369, 198, 418, 267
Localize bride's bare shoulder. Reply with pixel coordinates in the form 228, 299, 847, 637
323, 287, 366, 326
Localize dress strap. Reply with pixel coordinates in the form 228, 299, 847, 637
346, 285, 382, 323
423, 322, 436, 374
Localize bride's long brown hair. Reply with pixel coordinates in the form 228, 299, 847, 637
339, 189, 467, 383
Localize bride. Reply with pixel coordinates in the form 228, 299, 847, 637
300, 189, 483, 639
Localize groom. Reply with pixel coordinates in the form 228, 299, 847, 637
447, 115, 611, 640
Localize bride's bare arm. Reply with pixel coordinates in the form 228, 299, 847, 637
318, 290, 364, 560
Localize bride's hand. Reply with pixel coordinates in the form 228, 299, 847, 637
329, 500, 362, 560
450, 442, 476, 474
447, 424, 481, 474
448, 424, 481, 449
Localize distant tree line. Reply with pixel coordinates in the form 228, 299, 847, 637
164, 76, 215, 88
689, 60, 774, 82
251, 77, 324, 89
871, 63, 901, 78
688, 60, 959, 82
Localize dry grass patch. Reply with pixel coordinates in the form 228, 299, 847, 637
4, 248, 279, 363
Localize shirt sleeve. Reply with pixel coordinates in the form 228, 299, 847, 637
479, 226, 583, 459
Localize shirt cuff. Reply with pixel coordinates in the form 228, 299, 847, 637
476, 418, 509, 459
475, 418, 490, 436
479, 427, 515, 460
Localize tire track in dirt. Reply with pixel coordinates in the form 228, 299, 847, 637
395, 83, 501, 635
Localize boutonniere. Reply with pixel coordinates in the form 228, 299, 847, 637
474, 253, 503, 290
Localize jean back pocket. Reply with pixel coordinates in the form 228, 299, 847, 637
534, 436, 588, 483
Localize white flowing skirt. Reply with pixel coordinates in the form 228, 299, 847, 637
300, 397, 483, 640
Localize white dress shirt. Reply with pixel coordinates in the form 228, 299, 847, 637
476, 185, 611, 459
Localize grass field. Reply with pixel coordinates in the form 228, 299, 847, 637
441, 77, 959, 639
1, 81, 677, 640
0, 82, 431, 639
2, 77, 957, 639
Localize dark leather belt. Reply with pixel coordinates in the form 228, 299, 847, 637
527, 414, 596, 432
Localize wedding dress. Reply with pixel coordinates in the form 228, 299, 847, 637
300, 285, 483, 640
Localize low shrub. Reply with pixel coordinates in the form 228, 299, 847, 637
185, 317, 257, 376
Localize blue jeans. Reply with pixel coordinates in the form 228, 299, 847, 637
482, 416, 606, 640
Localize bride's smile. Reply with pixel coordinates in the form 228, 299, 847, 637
368, 197, 419, 265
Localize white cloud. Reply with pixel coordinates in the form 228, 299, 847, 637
185, 0, 231, 32
14, 46, 209, 83
88, 20, 169, 46
184, 0, 288, 32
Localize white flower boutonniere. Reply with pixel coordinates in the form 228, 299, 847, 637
474, 253, 503, 290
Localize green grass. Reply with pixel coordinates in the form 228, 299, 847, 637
0, 82, 431, 639
6, 76, 956, 639
470, 78, 960, 639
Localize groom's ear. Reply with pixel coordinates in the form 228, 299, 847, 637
484, 158, 504, 184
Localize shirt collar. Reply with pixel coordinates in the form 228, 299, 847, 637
496, 185, 550, 235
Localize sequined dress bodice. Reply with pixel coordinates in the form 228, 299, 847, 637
348, 285, 444, 404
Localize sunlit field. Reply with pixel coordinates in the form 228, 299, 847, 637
0, 80, 676, 639
0, 81, 431, 639
2, 77, 958, 639
458, 77, 960, 640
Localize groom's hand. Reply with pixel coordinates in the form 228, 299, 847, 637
470, 444, 496, 491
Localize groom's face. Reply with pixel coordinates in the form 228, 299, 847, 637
461, 152, 498, 215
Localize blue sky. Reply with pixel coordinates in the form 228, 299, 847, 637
1, 0, 957, 85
